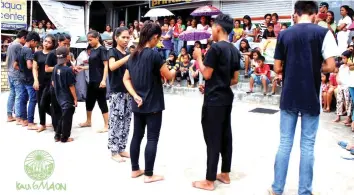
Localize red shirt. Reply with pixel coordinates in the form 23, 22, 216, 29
329, 73, 338, 86
255, 64, 270, 79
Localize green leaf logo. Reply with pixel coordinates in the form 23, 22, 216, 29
24, 150, 55, 181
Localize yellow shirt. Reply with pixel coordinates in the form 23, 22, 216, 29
233, 28, 243, 40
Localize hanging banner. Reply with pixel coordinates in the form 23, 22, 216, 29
1, 0, 27, 30
38, 0, 85, 37
150, 0, 193, 8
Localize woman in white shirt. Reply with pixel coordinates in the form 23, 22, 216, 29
196, 16, 211, 47
334, 51, 352, 125
186, 19, 198, 54
337, 6, 353, 54
235, 15, 256, 50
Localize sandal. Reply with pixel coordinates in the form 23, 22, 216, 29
338, 141, 348, 150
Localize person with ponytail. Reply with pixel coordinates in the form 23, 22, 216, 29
45, 33, 71, 138
123, 21, 176, 183
106, 27, 132, 162
77, 30, 109, 133
33, 34, 56, 132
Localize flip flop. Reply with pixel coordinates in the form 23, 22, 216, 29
338, 141, 348, 150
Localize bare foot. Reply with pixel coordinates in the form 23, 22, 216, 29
111, 154, 125, 163
27, 123, 38, 130
131, 170, 144, 178
16, 119, 22, 125
119, 151, 130, 158
37, 125, 46, 132
192, 180, 215, 191
61, 138, 74, 143
46, 124, 52, 127
79, 121, 91, 128
144, 175, 164, 183
7, 116, 16, 122
217, 173, 231, 184
323, 108, 330, 112
22, 120, 28, 127
97, 126, 108, 133
333, 117, 340, 122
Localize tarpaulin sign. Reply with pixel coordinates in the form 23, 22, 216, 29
1, 0, 27, 30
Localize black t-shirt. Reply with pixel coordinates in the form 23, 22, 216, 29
127, 48, 165, 113
17, 46, 34, 84
45, 50, 71, 68
108, 48, 127, 93
52, 64, 76, 109
34, 51, 50, 85
203, 41, 241, 106
89, 45, 108, 83
263, 29, 276, 39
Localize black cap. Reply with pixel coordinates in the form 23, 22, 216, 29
319, 2, 329, 8
56, 46, 69, 64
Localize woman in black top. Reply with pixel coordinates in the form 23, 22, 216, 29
33, 34, 56, 132
123, 21, 176, 183
78, 30, 109, 133
107, 27, 132, 162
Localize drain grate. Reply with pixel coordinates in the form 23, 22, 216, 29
249, 107, 279, 114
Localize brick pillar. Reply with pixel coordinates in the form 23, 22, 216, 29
1, 62, 9, 92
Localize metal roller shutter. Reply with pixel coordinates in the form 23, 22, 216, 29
221, 0, 293, 19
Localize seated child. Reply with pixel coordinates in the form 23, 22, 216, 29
246, 55, 270, 95
176, 47, 191, 64
239, 39, 251, 77
268, 73, 282, 96
163, 52, 178, 87
262, 23, 276, 39
189, 59, 204, 87
249, 50, 262, 75
325, 68, 338, 112
176, 54, 192, 87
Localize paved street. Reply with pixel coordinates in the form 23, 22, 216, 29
0, 92, 353, 195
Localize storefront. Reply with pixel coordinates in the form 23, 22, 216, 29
221, 0, 293, 23
149, 0, 212, 20
109, 2, 150, 28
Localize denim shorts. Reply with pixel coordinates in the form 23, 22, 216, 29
251, 74, 270, 85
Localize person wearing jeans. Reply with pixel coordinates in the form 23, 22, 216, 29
173, 16, 185, 55
7, 76, 16, 119
269, 1, 338, 195
14, 31, 40, 129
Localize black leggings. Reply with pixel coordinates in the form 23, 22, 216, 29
86, 82, 108, 113
55, 107, 75, 142
130, 112, 162, 176
50, 87, 61, 132
37, 83, 51, 125
201, 106, 233, 181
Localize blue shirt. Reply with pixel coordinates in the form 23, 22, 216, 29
274, 23, 338, 115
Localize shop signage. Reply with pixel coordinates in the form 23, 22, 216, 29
150, 0, 193, 8
1, 0, 27, 30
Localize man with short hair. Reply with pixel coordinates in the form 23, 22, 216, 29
319, 2, 329, 14
5, 30, 28, 122
15, 31, 40, 129
269, 1, 337, 195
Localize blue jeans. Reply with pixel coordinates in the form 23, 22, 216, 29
162, 49, 171, 60
272, 110, 319, 195
14, 79, 27, 119
7, 76, 16, 117
174, 39, 184, 55
349, 87, 354, 121
251, 74, 270, 85
19, 84, 37, 123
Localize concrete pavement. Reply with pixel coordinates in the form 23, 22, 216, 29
0, 92, 353, 195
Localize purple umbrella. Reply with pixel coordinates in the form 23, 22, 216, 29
178, 30, 211, 41
191, 5, 222, 16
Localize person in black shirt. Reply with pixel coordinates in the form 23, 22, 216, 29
192, 14, 240, 191
14, 31, 40, 130
77, 30, 109, 133
123, 21, 176, 183
33, 34, 56, 132
45, 33, 72, 135
52, 46, 77, 143
262, 23, 276, 39
107, 27, 132, 162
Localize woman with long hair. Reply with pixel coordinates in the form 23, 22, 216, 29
33, 34, 56, 132
107, 27, 132, 162
104, 24, 113, 50
326, 11, 336, 35
235, 15, 256, 50
123, 21, 176, 183
78, 30, 109, 133
186, 19, 198, 54
337, 5, 353, 54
